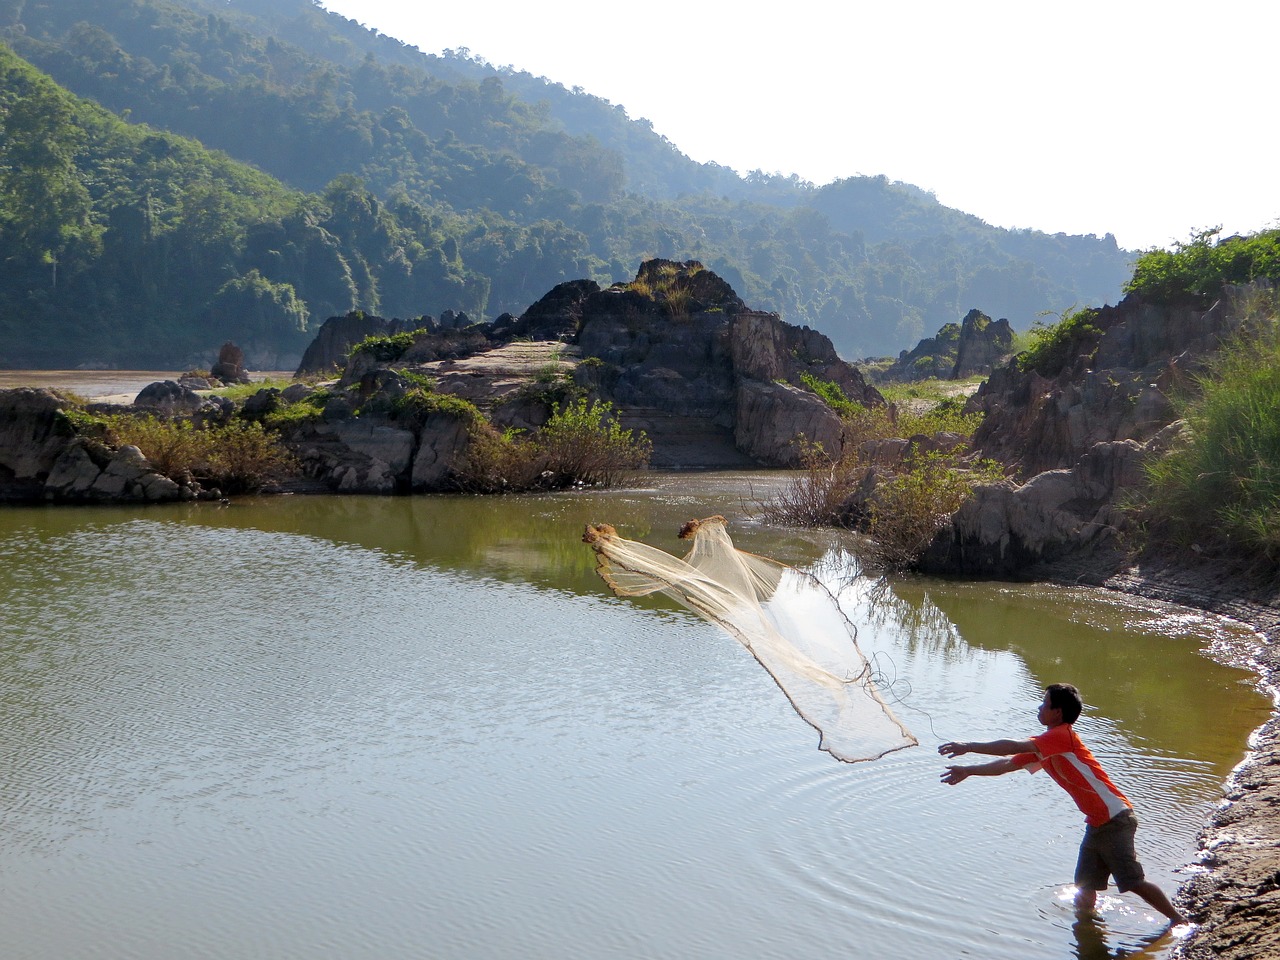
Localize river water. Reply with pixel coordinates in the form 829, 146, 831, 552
0, 473, 1269, 960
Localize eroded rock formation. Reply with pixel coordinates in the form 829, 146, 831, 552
918, 284, 1271, 578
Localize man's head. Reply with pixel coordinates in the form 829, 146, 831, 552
1040, 683, 1083, 725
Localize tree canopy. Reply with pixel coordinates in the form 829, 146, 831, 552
1, 0, 1135, 366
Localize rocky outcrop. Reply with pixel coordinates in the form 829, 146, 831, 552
952, 310, 1014, 378
874, 309, 1013, 382
294, 260, 876, 475
917, 283, 1268, 577
918, 439, 1149, 577
564, 263, 879, 466
210, 341, 251, 384
3, 262, 875, 498
0, 388, 194, 503
285, 413, 469, 495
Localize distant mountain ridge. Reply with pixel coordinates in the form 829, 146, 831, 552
0, 0, 1133, 366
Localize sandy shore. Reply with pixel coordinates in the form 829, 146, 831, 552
0, 370, 294, 405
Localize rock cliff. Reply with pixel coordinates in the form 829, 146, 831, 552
917, 283, 1270, 578
282, 260, 881, 489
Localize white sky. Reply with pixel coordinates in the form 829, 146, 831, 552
317, 0, 1279, 251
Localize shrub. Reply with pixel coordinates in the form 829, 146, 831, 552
897, 395, 984, 438
756, 441, 864, 527
762, 376, 998, 567
1015, 307, 1102, 377
453, 424, 546, 493
102, 414, 297, 494
537, 397, 651, 487
865, 452, 1004, 569
351, 331, 418, 363
453, 398, 650, 492
1125, 227, 1280, 303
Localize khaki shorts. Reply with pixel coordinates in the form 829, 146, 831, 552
1075, 808, 1145, 893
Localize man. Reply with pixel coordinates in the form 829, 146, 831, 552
938, 682, 1186, 925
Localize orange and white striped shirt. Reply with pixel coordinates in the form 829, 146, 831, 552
1011, 723, 1131, 826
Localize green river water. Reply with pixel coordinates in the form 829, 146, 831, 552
0, 472, 1270, 959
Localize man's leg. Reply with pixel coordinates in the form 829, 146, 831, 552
1074, 886, 1098, 915
1126, 879, 1186, 925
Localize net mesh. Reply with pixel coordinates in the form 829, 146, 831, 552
583, 517, 918, 762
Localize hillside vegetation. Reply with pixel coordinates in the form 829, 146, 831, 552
2, 0, 1132, 366
1130, 231, 1280, 563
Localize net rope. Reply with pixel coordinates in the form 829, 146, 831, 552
583, 516, 918, 763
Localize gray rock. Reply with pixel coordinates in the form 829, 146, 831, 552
735, 379, 844, 465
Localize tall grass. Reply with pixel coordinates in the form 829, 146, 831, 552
1142, 296, 1280, 560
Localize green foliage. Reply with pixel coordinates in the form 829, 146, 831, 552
537, 397, 651, 486
897, 395, 984, 438
352, 331, 418, 363
101, 413, 297, 493
54, 406, 109, 438
455, 397, 650, 491
262, 389, 333, 428
763, 377, 997, 567
454, 425, 546, 493
1141, 297, 1280, 561
390, 386, 482, 423
1125, 228, 1280, 303
207, 378, 296, 402
866, 452, 1004, 570
2, 0, 1133, 366
1015, 307, 1103, 377
799, 372, 858, 417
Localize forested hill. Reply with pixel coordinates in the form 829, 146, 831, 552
0, 0, 1134, 368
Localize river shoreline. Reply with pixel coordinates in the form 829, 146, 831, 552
1089, 557, 1280, 960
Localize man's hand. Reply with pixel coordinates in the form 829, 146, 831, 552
940, 765, 971, 786
938, 741, 970, 758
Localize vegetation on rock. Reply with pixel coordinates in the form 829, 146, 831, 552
1014, 306, 1103, 377
1125, 228, 1280, 303
1141, 290, 1280, 562
92, 412, 297, 494
763, 378, 999, 569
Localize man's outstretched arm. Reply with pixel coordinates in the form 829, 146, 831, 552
940, 757, 1020, 785
938, 738, 1036, 758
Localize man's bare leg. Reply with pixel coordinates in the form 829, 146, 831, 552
1127, 880, 1186, 925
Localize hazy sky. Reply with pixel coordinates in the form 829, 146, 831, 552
317, 0, 1277, 251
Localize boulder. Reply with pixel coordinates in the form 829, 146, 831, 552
210, 341, 250, 384
134, 380, 205, 414
919, 438, 1150, 577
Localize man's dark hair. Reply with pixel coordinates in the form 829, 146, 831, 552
1046, 683, 1083, 723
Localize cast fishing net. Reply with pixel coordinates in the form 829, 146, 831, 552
583, 516, 917, 762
